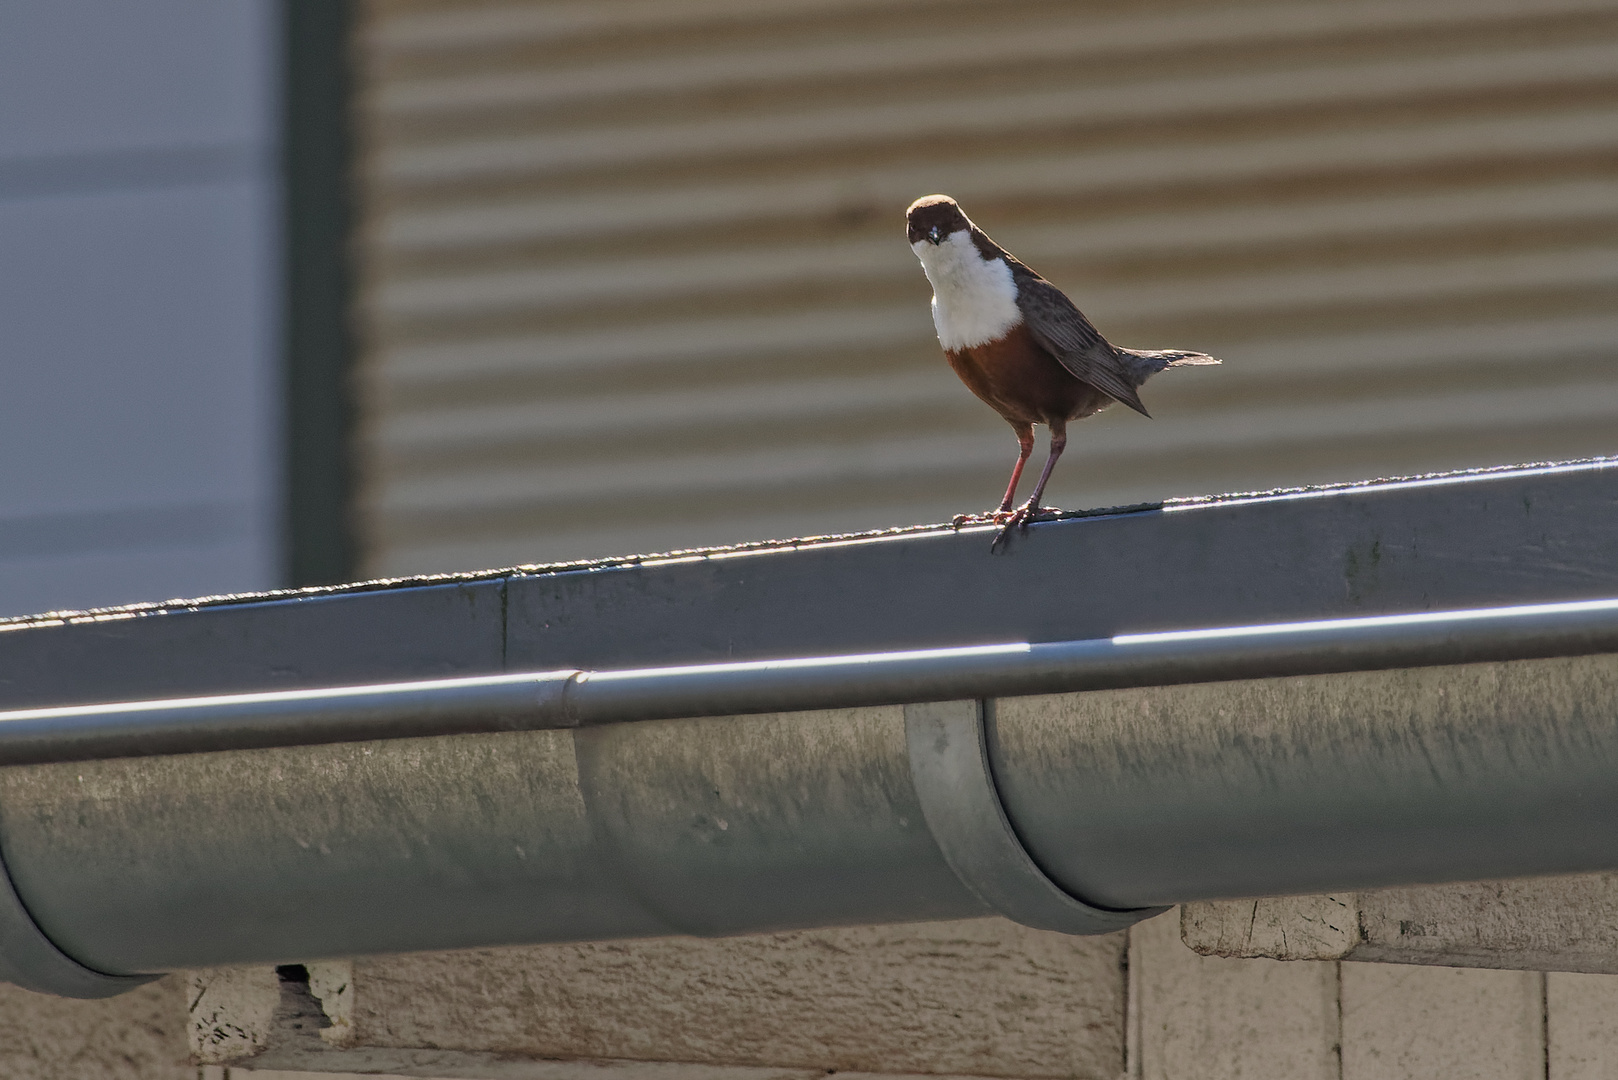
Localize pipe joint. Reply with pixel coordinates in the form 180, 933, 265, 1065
905, 700, 1161, 935
0, 848, 158, 998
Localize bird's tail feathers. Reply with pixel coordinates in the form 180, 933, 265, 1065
1164, 350, 1221, 367
1116, 347, 1221, 385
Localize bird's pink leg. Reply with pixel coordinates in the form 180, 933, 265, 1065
991, 424, 1066, 547
996, 424, 1036, 515
954, 423, 1034, 526
1019, 423, 1066, 518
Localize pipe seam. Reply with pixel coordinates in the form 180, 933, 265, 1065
904, 699, 1162, 935
0, 836, 158, 998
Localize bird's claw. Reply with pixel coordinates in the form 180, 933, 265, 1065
951, 509, 1016, 528
988, 503, 1062, 552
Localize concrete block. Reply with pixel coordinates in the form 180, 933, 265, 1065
1131, 908, 1339, 1080
196, 918, 1127, 1078
1547, 972, 1618, 1080
0, 973, 189, 1080
190, 963, 353, 1065
1183, 874, 1618, 972
1340, 963, 1544, 1080
1180, 895, 1357, 962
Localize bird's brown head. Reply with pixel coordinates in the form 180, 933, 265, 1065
907, 195, 971, 246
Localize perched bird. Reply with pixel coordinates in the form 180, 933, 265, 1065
907, 194, 1219, 536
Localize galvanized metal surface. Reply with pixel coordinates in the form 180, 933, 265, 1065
6, 652, 1617, 984
500, 461, 1618, 673
0, 707, 990, 976
0, 845, 156, 998
558, 596, 1618, 728
904, 700, 1158, 934
570, 706, 982, 938
0, 672, 574, 765
0, 460, 1613, 996
0, 579, 506, 710
2, 460, 1616, 712
4, 596, 1618, 765
2, 726, 650, 975
990, 652, 1618, 909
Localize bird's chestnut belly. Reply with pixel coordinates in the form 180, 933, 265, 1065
945, 323, 1111, 425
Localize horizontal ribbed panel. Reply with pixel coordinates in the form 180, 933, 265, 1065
356, 0, 1618, 576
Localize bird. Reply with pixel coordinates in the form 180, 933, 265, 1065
906, 194, 1219, 542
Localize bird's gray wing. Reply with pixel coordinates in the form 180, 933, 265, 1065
1015, 275, 1151, 417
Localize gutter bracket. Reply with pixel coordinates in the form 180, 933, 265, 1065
0, 842, 159, 998
905, 699, 1163, 935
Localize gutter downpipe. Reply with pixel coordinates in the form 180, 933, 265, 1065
0, 597, 1616, 997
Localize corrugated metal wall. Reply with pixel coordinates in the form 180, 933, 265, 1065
354, 0, 1618, 576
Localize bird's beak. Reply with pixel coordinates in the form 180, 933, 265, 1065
927, 225, 943, 244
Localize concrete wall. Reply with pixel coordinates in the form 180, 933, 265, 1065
1184, 875, 1618, 972
208, 909, 1618, 1080
1139, 907, 1618, 1080
7, 905, 1618, 1077
0, 976, 188, 1080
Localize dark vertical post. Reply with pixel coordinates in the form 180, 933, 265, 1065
282, 0, 358, 586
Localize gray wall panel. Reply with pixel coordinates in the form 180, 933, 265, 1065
0, 0, 271, 158
0, 183, 276, 517
0, 0, 281, 618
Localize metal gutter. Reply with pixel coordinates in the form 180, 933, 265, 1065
0, 597, 1615, 998
0, 459, 1615, 1000
5, 457, 1616, 713
1, 597, 1615, 765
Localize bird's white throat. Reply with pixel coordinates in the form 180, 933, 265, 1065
912, 230, 1021, 351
